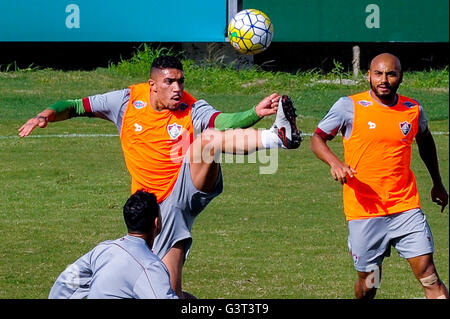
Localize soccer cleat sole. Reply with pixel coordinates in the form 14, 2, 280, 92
281, 95, 302, 149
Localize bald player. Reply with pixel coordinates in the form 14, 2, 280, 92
310, 53, 448, 299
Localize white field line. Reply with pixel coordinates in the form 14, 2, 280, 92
1, 133, 119, 139
1, 131, 448, 139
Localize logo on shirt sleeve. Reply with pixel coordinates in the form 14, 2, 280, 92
133, 100, 147, 109
358, 100, 373, 107
399, 121, 412, 136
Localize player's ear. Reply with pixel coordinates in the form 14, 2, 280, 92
367, 70, 371, 83
154, 214, 162, 237
148, 78, 156, 92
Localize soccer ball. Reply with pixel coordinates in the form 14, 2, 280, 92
228, 9, 273, 55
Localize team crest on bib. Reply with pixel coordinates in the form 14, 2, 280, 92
167, 123, 183, 139
133, 100, 147, 109
399, 121, 412, 136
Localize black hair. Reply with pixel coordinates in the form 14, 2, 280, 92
123, 190, 159, 233
151, 55, 183, 73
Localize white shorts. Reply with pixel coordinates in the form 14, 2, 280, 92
347, 209, 434, 272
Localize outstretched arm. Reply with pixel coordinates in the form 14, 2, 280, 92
416, 127, 448, 212
18, 99, 86, 137
213, 93, 280, 130
310, 133, 356, 184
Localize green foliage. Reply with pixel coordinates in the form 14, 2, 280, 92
330, 59, 347, 83
0, 62, 39, 72
107, 45, 448, 92
108, 44, 179, 77
404, 66, 449, 88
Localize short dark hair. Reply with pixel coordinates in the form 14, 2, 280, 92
151, 55, 183, 73
123, 190, 159, 233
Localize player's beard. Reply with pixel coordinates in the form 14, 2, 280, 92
370, 80, 399, 103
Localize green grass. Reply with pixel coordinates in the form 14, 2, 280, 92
0, 49, 448, 299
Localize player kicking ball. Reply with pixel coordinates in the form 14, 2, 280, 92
19, 55, 302, 298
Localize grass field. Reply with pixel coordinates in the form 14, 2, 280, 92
0, 51, 448, 299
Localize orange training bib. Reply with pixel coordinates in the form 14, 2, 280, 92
342, 91, 421, 220
120, 82, 196, 202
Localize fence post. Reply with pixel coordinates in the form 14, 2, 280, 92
352, 45, 360, 79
